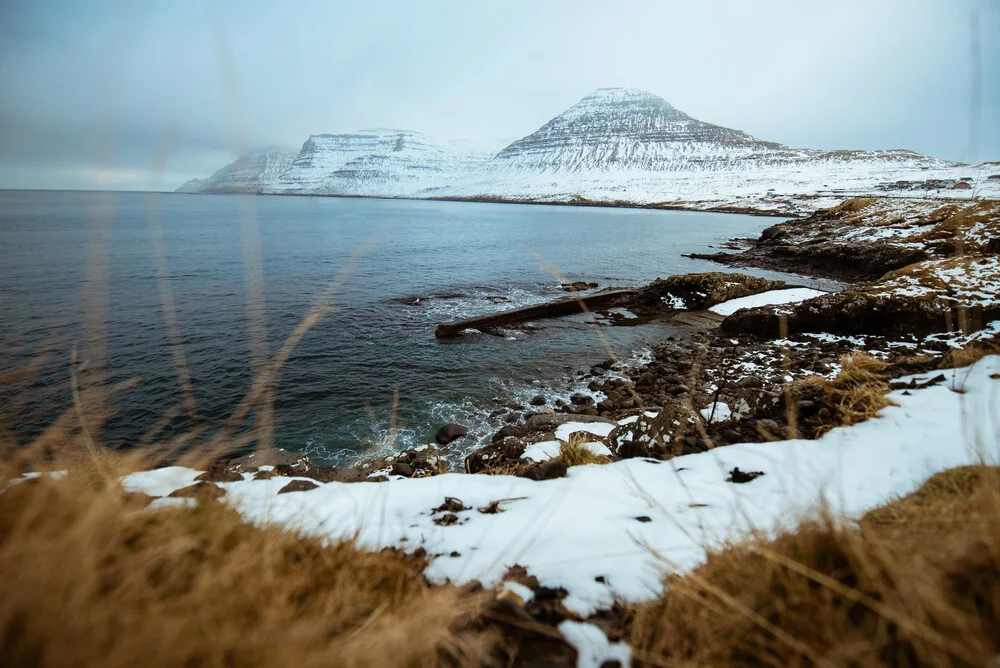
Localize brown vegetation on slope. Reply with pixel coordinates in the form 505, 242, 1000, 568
0, 459, 495, 668
630, 466, 1000, 667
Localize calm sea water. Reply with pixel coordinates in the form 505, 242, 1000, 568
0, 190, 824, 465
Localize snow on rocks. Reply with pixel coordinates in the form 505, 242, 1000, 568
709, 287, 828, 316
122, 466, 204, 498
558, 620, 631, 668
121, 357, 1000, 618
878, 255, 1000, 308
554, 421, 617, 443
521, 440, 612, 463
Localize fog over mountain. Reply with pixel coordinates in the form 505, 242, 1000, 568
0, 0, 997, 191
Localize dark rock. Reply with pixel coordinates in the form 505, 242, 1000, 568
391, 461, 414, 477
632, 272, 789, 314
530, 395, 547, 406
635, 373, 656, 388
570, 393, 593, 406
168, 481, 225, 499
727, 467, 765, 483
986, 238, 1000, 254
272, 464, 341, 483
195, 466, 243, 483
760, 223, 792, 241
492, 424, 526, 443
722, 268, 999, 337
561, 281, 599, 292
227, 447, 309, 473
634, 516, 652, 523
722, 429, 743, 443
436, 423, 469, 445
518, 460, 568, 481
277, 479, 320, 494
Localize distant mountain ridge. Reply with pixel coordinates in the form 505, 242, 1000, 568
177, 87, 998, 214
177, 149, 297, 194
270, 130, 493, 197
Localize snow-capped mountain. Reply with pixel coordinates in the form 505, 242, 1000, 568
489, 87, 784, 173
270, 130, 493, 196
437, 88, 984, 211
178, 149, 297, 194
176, 88, 998, 213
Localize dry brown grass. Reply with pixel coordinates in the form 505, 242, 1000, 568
0, 461, 494, 668
556, 433, 612, 467
630, 466, 1000, 667
939, 336, 1000, 370
803, 353, 897, 437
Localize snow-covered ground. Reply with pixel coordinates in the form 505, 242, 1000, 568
709, 287, 828, 316
122, 356, 1000, 618
879, 255, 1000, 308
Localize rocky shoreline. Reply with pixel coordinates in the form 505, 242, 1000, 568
19, 196, 998, 668
190, 198, 1000, 491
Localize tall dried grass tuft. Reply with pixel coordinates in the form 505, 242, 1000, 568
630, 466, 1000, 667
804, 352, 896, 436
0, 460, 494, 668
556, 433, 612, 467
939, 337, 1000, 370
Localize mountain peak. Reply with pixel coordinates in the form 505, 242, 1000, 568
492, 87, 765, 171
559, 87, 687, 122
584, 87, 676, 106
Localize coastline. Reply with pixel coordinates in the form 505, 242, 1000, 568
6, 194, 999, 667
200, 196, 1000, 480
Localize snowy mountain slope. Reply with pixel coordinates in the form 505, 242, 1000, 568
436, 88, 995, 212
175, 177, 207, 193
269, 130, 494, 196
488, 87, 786, 173
186, 149, 297, 194
175, 88, 999, 213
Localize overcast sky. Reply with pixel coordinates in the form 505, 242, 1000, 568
1, 0, 997, 191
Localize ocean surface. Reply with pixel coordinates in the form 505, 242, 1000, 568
0, 190, 829, 466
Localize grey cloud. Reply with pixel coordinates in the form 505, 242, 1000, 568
0, 0, 997, 190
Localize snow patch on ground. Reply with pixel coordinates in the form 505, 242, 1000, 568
521, 440, 613, 463
558, 620, 631, 668
709, 288, 829, 316
117, 357, 1000, 619
554, 421, 617, 443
